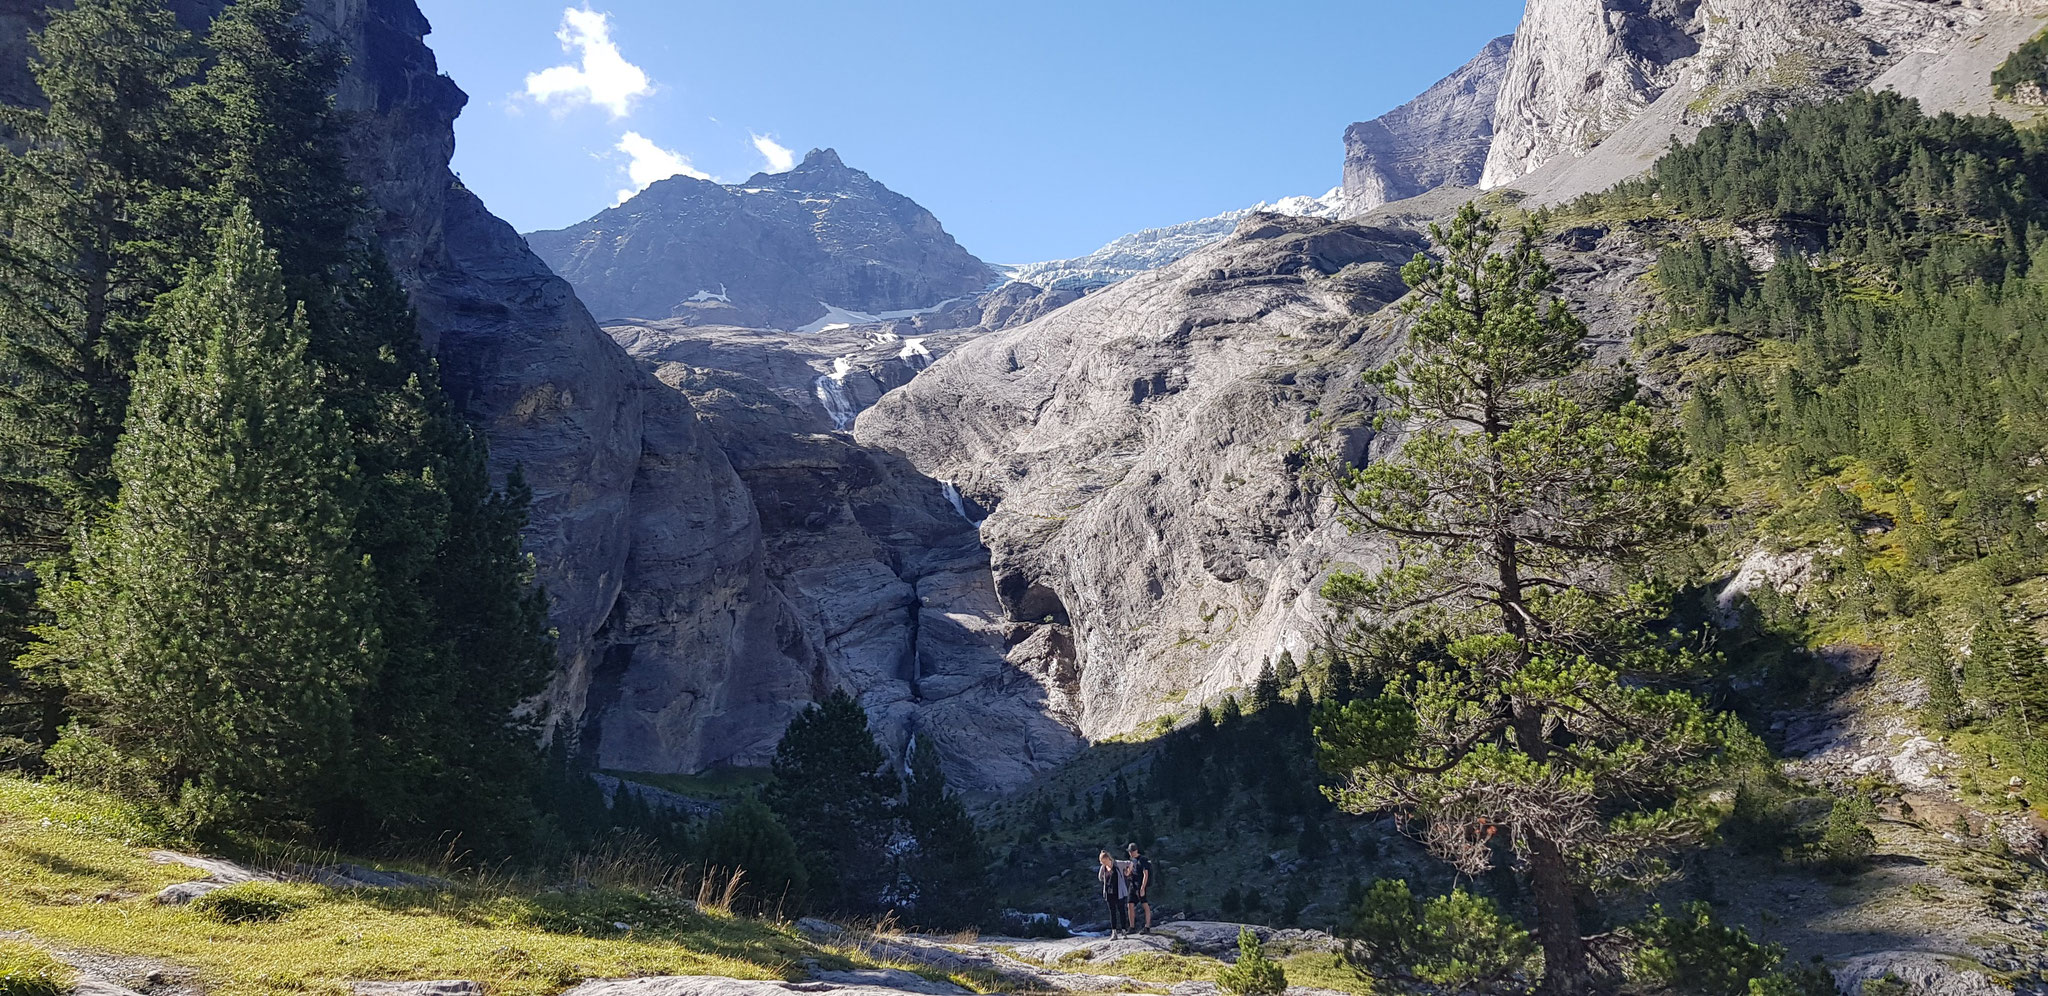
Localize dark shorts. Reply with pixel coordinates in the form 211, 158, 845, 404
1131, 892, 1147, 903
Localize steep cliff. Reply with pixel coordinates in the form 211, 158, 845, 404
1479, 0, 2048, 203
526, 148, 994, 331
856, 215, 1430, 738
1340, 34, 1514, 213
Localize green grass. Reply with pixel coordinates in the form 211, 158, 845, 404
1098, 951, 1371, 996
0, 939, 74, 996
0, 777, 829, 996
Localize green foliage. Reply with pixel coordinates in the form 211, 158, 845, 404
1815, 797, 1877, 873
1720, 778, 1807, 858
1618, 90, 2048, 809
697, 797, 807, 916
1344, 879, 1536, 992
902, 736, 992, 928
0, 0, 205, 757
1626, 903, 1782, 996
32, 208, 372, 831
1992, 29, 2048, 100
190, 880, 314, 923
0, 940, 73, 996
763, 690, 898, 913
1317, 203, 1751, 995
0, 0, 553, 850
1216, 928, 1288, 996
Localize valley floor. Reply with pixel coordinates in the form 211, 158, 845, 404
0, 777, 1349, 996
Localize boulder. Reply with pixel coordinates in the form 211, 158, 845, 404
350, 984, 484, 996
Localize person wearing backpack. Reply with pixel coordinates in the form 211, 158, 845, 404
1125, 842, 1154, 933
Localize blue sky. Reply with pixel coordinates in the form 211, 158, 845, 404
413, 1, 1525, 263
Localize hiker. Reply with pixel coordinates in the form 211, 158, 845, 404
1097, 850, 1129, 937
1125, 842, 1153, 932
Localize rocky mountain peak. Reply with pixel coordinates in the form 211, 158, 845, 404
1340, 32, 1514, 213
526, 149, 993, 330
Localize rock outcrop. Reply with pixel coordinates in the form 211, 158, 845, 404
601, 323, 1084, 793
1340, 34, 1514, 213
525, 148, 994, 330
856, 215, 1427, 738
1477, 0, 2048, 203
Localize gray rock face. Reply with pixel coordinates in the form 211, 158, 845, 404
855, 215, 1426, 739
1341, 34, 1514, 213
613, 330, 1084, 793
525, 148, 994, 330
1479, 0, 2048, 199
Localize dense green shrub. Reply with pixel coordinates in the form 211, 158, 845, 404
1627, 903, 1783, 996
1814, 798, 1878, 873
1720, 779, 1807, 857
189, 880, 312, 923
1345, 879, 1536, 991
696, 798, 807, 916
1216, 928, 1287, 996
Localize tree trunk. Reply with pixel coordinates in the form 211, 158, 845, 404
1529, 833, 1592, 996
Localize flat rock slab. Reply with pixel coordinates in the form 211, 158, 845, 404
148, 849, 450, 902
148, 852, 276, 885
350, 983, 484, 996
151, 880, 228, 906
562, 979, 963, 996
808, 970, 966, 995
74, 981, 147, 996
1834, 952, 2008, 996
1007, 934, 1178, 964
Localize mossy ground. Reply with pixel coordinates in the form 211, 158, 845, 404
0, 777, 828, 996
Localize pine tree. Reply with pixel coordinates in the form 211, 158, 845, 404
1325, 654, 1356, 704
30, 207, 373, 830
1315, 205, 1752, 995
763, 690, 898, 913
1251, 660, 1281, 711
902, 736, 991, 928
0, 0, 201, 751
186, 0, 554, 848
1274, 649, 1299, 687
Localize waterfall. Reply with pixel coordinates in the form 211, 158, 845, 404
814, 355, 858, 430
941, 480, 986, 529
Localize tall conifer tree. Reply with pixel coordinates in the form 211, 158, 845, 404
32, 207, 372, 830
1315, 205, 1752, 995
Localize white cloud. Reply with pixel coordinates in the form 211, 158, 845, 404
525, 8, 652, 118
614, 131, 709, 205
751, 133, 796, 173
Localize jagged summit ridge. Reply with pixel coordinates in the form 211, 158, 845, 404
525, 148, 992, 330
1341, 33, 1514, 212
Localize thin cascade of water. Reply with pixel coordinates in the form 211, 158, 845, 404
814, 355, 858, 430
